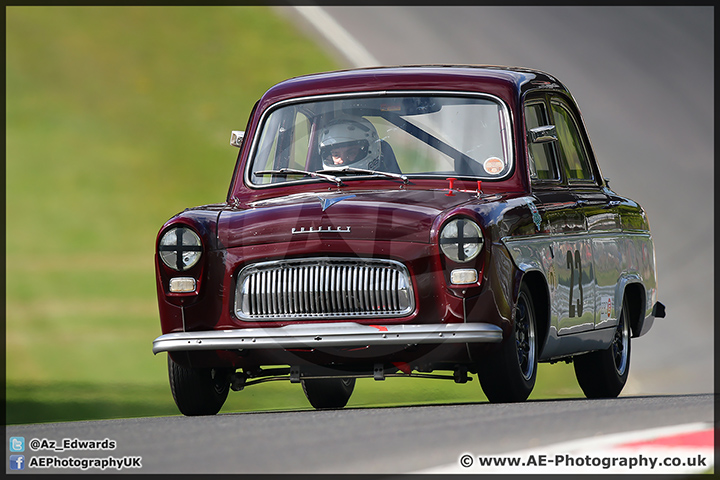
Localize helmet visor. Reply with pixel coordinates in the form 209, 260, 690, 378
320, 140, 370, 167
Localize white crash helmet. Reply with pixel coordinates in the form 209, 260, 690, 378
318, 116, 381, 170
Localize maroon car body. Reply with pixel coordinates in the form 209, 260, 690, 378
153, 65, 664, 415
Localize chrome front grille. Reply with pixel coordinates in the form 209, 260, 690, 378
235, 257, 414, 321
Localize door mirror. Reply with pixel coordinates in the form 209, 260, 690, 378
230, 131, 245, 148
528, 125, 558, 144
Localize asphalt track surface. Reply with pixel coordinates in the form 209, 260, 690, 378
7, 6, 714, 475
6, 394, 714, 474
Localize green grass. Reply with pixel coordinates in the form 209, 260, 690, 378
5, 6, 584, 425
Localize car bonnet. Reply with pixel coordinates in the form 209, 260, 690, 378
218, 188, 480, 248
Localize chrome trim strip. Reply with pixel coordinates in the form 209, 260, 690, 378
152, 322, 503, 354
502, 231, 653, 244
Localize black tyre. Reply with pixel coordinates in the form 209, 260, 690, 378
574, 297, 631, 398
168, 355, 231, 416
301, 377, 356, 409
477, 283, 538, 402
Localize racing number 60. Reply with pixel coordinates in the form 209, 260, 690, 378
567, 249, 583, 317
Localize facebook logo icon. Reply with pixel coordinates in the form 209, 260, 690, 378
10, 455, 25, 470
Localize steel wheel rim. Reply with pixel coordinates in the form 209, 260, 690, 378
612, 313, 630, 375
515, 292, 536, 381
211, 368, 228, 394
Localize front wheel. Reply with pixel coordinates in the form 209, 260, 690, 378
301, 377, 356, 409
168, 355, 231, 416
477, 283, 538, 402
573, 297, 631, 398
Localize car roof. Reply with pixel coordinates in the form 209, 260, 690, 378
257, 64, 569, 109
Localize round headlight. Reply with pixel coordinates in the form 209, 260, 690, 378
440, 218, 484, 263
159, 226, 202, 271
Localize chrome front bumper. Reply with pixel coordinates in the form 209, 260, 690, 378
152, 322, 503, 354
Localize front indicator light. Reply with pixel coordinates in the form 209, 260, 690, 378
440, 218, 484, 262
169, 277, 197, 293
450, 269, 478, 285
159, 226, 202, 271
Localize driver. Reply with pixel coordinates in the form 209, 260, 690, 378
318, 116, 382, 171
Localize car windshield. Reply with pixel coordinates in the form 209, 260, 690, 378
247, 93, 513, 186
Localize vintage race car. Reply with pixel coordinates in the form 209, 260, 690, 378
153, 65, 665, 415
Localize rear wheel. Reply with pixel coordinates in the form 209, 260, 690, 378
301, 377, 356, 409
574, 297, 631, 398
168, 355, 231, 416
477, 283, 538, 402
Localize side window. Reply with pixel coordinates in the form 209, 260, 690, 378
252, 108, 311, 184
289, 112, 311, 170
550, 100, 594, 182
524, 101, 560, 181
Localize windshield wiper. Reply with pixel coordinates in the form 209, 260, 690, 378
317, 166, 409, 184
255, 168, 344, 186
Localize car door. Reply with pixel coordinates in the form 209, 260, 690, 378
525, 95, 594, 336
547, 95, 607, 332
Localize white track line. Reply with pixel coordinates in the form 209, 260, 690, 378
292, 6, 380, 68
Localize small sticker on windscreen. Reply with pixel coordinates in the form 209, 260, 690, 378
483, 156, 505, 175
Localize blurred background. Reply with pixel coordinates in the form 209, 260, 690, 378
6, 6, 712, 425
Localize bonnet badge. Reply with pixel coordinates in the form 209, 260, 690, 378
318, 194, 356, 211
292, 226, 351, 234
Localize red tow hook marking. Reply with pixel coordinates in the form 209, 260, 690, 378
445, 177, 456, 196
393, 362, 412, 374
369, 325, 388, 332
